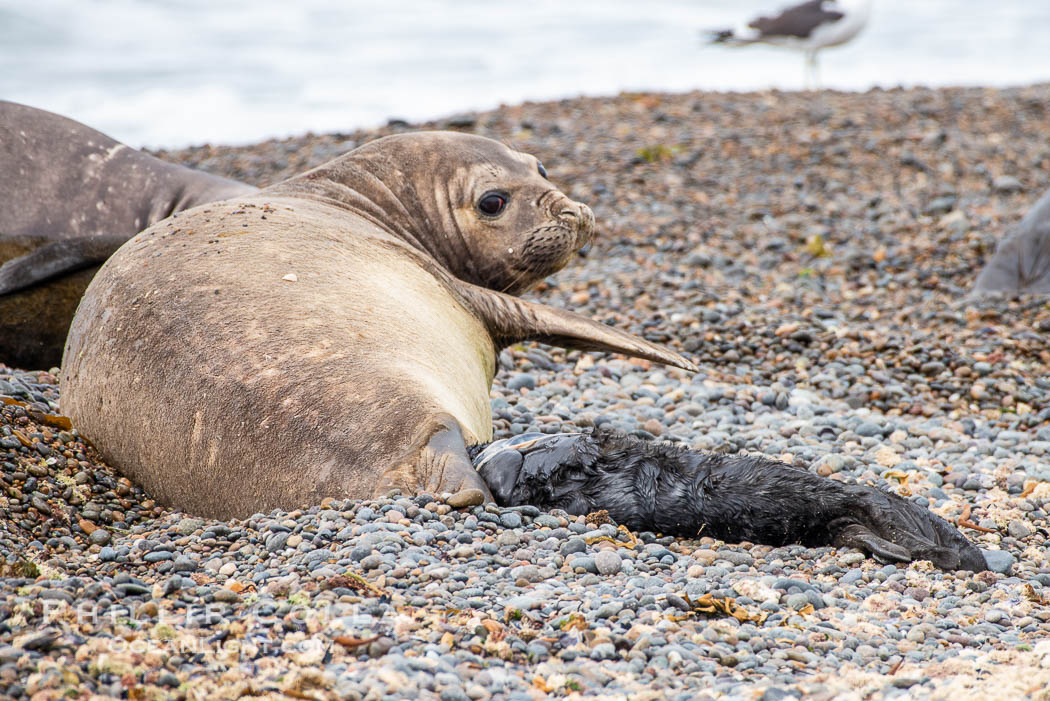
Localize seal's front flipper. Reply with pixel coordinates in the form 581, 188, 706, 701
377, 414, 495, 501
0, 234, 129, 295
474, 428, 988, 571
831, 523, 911, 564
455, 282, 698, 372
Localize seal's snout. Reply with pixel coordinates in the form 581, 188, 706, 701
556, 200, 596, 250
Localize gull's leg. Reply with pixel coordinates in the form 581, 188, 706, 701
804, 50, 819, 90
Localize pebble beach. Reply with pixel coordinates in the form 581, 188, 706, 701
3, 85, 1050, 699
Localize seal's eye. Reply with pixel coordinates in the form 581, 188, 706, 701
537, 161, 548, 179
477, 192, 508, 217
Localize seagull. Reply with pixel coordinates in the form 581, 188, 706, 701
707, 0, 872, 88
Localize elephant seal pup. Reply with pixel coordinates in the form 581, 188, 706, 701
62, 131, 696, 519
0, 100, 255, 369
973, 186, 1050, 295
473, 430, 988, 571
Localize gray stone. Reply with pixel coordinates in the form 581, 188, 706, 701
500, 512, 523, 529
594, 550, 623, 575
265, 532, 290, 552
855, 422, 884, 437
992, 175, 1024, 193
213, 588, 240, 603
360, 554, 384, 571
534, 515, 561, 528
507, 374, 536, 391
172, 556, 198, 572
569, 556, 597, 574
175, 518, 204, 536
982, 550, 1014, 574
1007, 520, 1033, 539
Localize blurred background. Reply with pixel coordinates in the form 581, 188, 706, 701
2, 0, 1049, 149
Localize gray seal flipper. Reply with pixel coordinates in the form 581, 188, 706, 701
454, 280, 699, 372
973, 186, 1050, 295
0, 234, 130, 295
376, 414, 494, 501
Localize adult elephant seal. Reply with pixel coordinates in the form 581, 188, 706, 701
973, 186, 1050, 295
62, 131, 697, 519
0, 100, 255, 369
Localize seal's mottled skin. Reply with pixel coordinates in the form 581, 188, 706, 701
0, 100, 255, 369
62, 132, 695, 519
973, 186, 1050, 295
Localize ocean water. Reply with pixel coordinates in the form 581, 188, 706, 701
1, 0, 1048, 148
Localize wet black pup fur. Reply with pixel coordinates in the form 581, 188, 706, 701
472, 429, 988, 572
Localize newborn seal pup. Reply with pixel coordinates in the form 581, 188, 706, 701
0, 100, 255, 369
62, 131, 696, 519
973, 186, 1050, 295
473, 430, 988, 571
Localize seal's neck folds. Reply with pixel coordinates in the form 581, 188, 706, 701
267, 158, 464, 277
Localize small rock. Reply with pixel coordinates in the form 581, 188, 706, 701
855, 422, 883, 438
265, 532, 290, 553
1007, 520, 1032, 539
446, 489, 485, 508
369, 636, 396, 658
594, 550, 623, 575
874, 445, 901, 468
500, 512, 523, 529
982, 550, 1014, 574
39, 589, 73, 604
176, 519, 204, 536
14, 630, 60, 651
361, 554, 384, 571
507, 374, 536, 391
158, 672, 180, 687
992, 175, 1024, 193
172, 556, 198, 573
213, 588, 240, 603
924, 195, 957, 215
510, 565, 543, 583
643, 419, 663, 436
984, 608, 1008, 624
